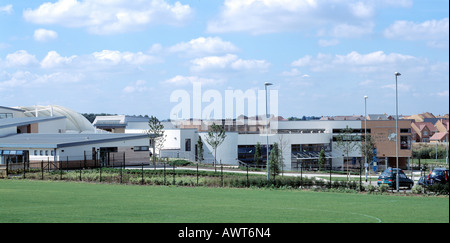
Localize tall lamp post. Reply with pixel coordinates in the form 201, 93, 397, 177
364, 96, 368, 183
395, 72, 401, 192
265, 82, 273, 181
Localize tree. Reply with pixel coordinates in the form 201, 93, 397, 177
318, 148, 326, 171
197, 136, 204, 163
269, 142, 281, 180
156, 133, 167, 162
277, 134, 289, 175
254, 142, 262, 167
205, 123, 227, 171
360, 134, 376, 183
147, 116, 164, 169
335, 126, 359, 181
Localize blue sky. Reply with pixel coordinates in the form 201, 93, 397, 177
1, 0, 448, 119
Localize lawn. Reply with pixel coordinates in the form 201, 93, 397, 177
0, 180, 448, 223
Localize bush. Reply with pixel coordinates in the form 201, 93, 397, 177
379, 184, 389, 194
366, 184, 377, 194
427, 183, 449, 195
168, 159, 192, 167
412, 185, 424, 194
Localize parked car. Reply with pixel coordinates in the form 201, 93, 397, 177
417, 176, 429, 186
378, 167, 414, 189
426, 168, 449, 185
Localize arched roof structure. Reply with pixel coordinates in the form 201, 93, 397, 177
14, 105, 95, 133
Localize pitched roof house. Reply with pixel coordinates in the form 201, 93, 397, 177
411, 122, 438, 142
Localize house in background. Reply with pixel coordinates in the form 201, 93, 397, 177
430, 132, 448, 143
411, 122, 438, 142
405, 112, 449, 143
430, 119, 449, 143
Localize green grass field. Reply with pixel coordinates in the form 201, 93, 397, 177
0, 180, 448, 223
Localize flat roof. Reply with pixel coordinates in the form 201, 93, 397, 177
0, 116, 66, 129
0, 106, 25, 112
0, 133, 152, 149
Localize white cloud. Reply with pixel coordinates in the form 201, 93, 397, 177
318, 39, 340, 47
41, 51, 76, 68
23, 0, 193, 35
4, 50, 39, 67
384, 18, 449, 48
291, 51, 420, 73
281, 68, 302, 77
3, 49, 159, 72
382, 83, 411, 92
0, 4, 13, 14
329, 22, 374, 38
0, 70, 83, 91
169, 37, 238, 57
333, 51, 416, 66
190, 54, 270, 73
207, 0, 408, 35
436, 90, 449, 97
92, 50, 159, 65
34, 29, 58, 42
123, 80, 151, 93
165, 75, 220, 86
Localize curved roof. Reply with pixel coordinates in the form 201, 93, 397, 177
14, 105, 95, 133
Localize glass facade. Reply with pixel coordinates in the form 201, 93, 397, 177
0, 150, 29, 165
291, 144, 331, 171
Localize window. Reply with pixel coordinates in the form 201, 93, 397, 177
34, 150, 38, 156
185, 139, 191, 152
332, 135, 363, 142
45, 150, 49, 156
40, 150, 43, 156
134, 146, 149, 151
0, 113, 13, 119
332, 128, 370, 134
400, 136, 411, 150
400, 128, 410, 133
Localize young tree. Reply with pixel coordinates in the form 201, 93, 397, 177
277, 134, 289, 175
156, 133, 167, 162
269, 142, 281, 180
197, 136, 204, 163
254, 142, 262, 167
335, 126, 359, 181
147, 116, 164, 169
360, 134, 376, 183
205, 123, 227, 171
318, 148, 326, 171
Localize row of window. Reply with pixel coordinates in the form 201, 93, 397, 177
332, 128, 411, 134
0, 113, 13, 119
33, 150, 55, 156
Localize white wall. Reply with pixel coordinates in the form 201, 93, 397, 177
0, 126, 16, 137
25, 137, 150, 162
199, 132, 238, 165
127, 120, 365, 170
38, 118, 66, 133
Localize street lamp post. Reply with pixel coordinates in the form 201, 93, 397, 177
364, 96, 368, 184
265, 82, 273, 181
395, 72, 401, 192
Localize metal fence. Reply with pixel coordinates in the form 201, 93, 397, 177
1, 157, 371, 192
